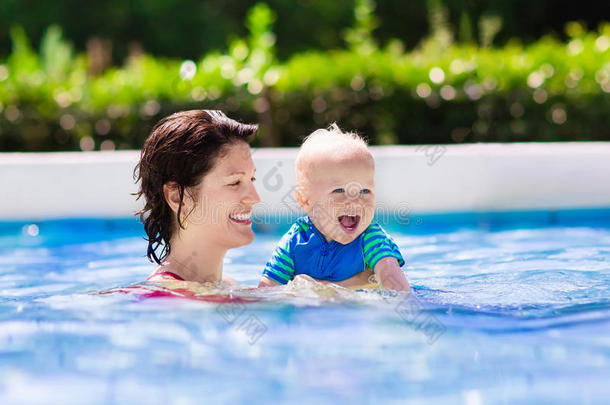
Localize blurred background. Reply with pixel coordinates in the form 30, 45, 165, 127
0, 0, 609, 151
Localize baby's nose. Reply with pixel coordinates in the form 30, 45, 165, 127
343, 200, 361, 212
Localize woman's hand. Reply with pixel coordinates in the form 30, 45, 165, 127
314, 268, 375, 288
222, 275, 240, 286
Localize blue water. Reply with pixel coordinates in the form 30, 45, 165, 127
1, 210, 610, 404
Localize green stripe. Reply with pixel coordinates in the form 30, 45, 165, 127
277, 251, 294, 267
363, 237, 386, 253
365, 244, 388, 266
297, 221, 309, 232
362, 230, 385, 243
369, 251, 400, 269
266, 268, 291, 282
272, 259, 295, 275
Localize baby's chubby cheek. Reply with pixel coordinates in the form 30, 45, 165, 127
310, 198, 334, 218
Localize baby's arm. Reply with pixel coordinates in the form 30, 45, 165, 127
362, 222, 410, 291
258, 260, 294, 287
374, 257, 410, 291
258, 227, 297, 288
258, 275, 280, 287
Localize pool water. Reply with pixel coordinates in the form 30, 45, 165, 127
1, 210, 610, 404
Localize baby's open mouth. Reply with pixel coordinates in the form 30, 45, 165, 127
338, 215, 360, 233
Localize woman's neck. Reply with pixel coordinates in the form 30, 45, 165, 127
161, 237, 226, 283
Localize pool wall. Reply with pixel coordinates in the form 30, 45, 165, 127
1, 142, 609, 220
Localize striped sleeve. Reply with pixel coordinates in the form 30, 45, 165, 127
262, 225, 298, 285
362, 222, 405, 271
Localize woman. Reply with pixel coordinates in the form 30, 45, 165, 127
134, 109, 259, 284
134, 109, 373, 287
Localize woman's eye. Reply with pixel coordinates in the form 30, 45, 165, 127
332, 188, 345, 193
251, 177, 256, 182
228, 180, 240, 186
360, 189, 371, 194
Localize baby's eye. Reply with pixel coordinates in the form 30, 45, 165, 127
332, 188, 345, 193
360, 189, 371, 194
251, 176, 257, 182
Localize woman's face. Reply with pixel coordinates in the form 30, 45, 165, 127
186, 141, 260, 249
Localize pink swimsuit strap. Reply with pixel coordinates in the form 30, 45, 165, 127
148, 270, 185, 281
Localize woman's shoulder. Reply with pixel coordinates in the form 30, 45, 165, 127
147, 266, 185, 281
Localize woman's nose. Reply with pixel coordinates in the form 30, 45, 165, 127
243, 181, 261, 206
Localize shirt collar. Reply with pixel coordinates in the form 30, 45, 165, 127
304, 215, 341, 246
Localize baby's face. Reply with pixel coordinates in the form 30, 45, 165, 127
300, 153, 375, 245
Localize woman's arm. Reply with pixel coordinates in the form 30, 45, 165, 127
260, 261, 408, 290
258, 269, 374, 288
314, 268, 375, 288
222, 275, 240, 286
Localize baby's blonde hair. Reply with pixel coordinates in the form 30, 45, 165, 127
295, 123, 371, 186
302, 122, 367, 149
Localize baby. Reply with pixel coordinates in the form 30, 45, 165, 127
258, 124, 410, 291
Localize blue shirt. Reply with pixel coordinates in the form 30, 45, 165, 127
262, 216, 405, 285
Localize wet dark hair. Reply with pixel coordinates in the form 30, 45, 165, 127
133, 110, 258, 264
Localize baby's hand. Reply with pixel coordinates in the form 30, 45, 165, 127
374, 257, 410, 292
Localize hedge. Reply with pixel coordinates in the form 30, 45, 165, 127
1, 3, 610, 151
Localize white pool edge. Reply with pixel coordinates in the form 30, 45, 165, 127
2, 142, 610, 220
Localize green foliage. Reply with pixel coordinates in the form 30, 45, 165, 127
2, 1, 609, 62
1, 6, 610, 151
40, 26, 74, 81
479, 14, 502, 48
344, 0, 378, 55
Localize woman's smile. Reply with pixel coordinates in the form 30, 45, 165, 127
229, 211, 252, 225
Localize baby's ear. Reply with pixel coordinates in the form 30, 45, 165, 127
294, 186, 310, 211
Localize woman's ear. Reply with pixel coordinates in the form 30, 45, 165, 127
294, 186, 310, 212
163, 182, 188, 215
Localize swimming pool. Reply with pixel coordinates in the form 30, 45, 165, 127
1, 210, 609, 404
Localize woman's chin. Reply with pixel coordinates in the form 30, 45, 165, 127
239, 231, 255, 246
227, 227, 255, 248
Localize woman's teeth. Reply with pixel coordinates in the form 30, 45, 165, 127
229, 212, 252, 223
